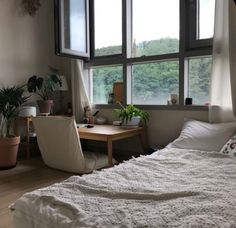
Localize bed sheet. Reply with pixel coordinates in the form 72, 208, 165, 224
11, 148, 236, 227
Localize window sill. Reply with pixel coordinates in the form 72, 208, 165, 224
92, 104, 209, 111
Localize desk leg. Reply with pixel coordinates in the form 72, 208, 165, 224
107, 137, 113, 166
139, 129, 148, 153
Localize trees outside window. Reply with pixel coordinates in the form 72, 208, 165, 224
55, 0, 215, 107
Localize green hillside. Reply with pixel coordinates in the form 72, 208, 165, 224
93, 38, 211, 105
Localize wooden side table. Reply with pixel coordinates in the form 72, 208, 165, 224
14, 117, 33, 159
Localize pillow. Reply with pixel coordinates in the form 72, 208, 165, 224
220, 135, 236, 158
167, 119, 236, 152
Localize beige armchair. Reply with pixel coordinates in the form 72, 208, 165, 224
32, 116, 116, 173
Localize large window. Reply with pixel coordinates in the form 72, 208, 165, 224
94, 0, 122, 56
91, 65, 123, 104
187, 57, 212, 105
131, 0, 179, 57
56, 0, 89, 57
131, 61, 179, 105
55, 0, 215, 108
198, 0, 215, 40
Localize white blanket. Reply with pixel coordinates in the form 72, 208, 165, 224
11, 148, 236, 227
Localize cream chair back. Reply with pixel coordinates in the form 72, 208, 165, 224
32, 116, 86, 173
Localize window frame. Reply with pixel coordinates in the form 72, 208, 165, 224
54, 0, 90, 59
187, 0, 213, 49
55, 0, 213, 110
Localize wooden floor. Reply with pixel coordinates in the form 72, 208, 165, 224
0, 158, 72, 228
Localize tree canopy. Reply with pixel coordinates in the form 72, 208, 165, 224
93, 38, 211, 105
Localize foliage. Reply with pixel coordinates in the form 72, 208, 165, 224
93, 66, 123, 104
0, 85, 29, 137
27, 66, 62, 100
114, 103, 149, 125
93, 38, 211, 105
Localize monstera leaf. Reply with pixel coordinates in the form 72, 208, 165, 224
27, 75, 43, 93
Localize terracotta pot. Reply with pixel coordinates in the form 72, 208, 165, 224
37, 100, 53, 115
0, 136, 20, 169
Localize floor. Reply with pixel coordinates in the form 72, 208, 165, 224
0, 158, 71, 228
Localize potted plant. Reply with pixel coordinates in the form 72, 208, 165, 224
27, 67, 62, 115
0, 85, 28, 169
114, 103, 149, 128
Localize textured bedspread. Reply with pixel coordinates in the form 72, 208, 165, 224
11, 148, 236, 228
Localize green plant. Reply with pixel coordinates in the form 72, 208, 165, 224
0, 85, 29, 137
27, 66, 62, 100
114, 103, 149, 125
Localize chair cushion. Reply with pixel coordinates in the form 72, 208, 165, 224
32, 116, 85, 173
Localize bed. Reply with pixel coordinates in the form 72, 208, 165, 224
10, 119, 236, 227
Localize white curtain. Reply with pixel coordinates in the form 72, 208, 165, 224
210, 0, 236, 122
71, 60, 91, 123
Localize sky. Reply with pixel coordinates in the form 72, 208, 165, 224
69, 0, 215, 50
94, 0, 215, 49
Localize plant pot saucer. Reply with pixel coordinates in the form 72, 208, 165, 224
39, 113, 50, 116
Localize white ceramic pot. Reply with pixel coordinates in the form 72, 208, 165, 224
121, 116, 141, 129
19, 106, 37, 117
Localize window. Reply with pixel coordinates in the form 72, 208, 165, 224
187, 56, 212, 105
55, 0, 215, 108
94, 0, 122, 57
90, 65, 123, 104
131, 61, 179, 105
55, 0, 89, 57
198, 0, 215, 40
188, 0, 215, 49
131, 0, 179, 58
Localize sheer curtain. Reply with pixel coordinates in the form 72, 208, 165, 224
210, 0, 236, 122
71, 60, 91, 123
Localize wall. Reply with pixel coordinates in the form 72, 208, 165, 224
89, 109, 208, 155
0, 0, 70, 111
0, 0, 209, 151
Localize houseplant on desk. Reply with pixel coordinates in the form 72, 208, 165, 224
114, 103, 149, 128
0, 85, 28, 169
27, 67, 62, 115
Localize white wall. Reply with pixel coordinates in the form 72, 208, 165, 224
95, 109, 208, 147
0, 0, 70, 107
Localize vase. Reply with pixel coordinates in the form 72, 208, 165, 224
0, 136, 20, 169
37, 100, 53, 115
121, 116, 141, 129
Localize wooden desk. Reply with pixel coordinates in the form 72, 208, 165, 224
78, 125, 147, 166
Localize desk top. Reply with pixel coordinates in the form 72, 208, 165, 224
78, 124, 143, 137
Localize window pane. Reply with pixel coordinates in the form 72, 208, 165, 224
131, 0, 179, 58
198, 0, 215, 39
132, 61, 179, 105
62, 0, 88, 54
92, 66, 123, 104
94, 0, 122, 56
188, 57, 212, 105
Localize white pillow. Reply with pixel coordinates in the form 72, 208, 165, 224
220, 135, 236, 158
167, 119, 236, 152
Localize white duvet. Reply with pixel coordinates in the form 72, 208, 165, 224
11, 148, 236, 228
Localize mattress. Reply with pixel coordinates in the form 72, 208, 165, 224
11, 148, 236, 227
